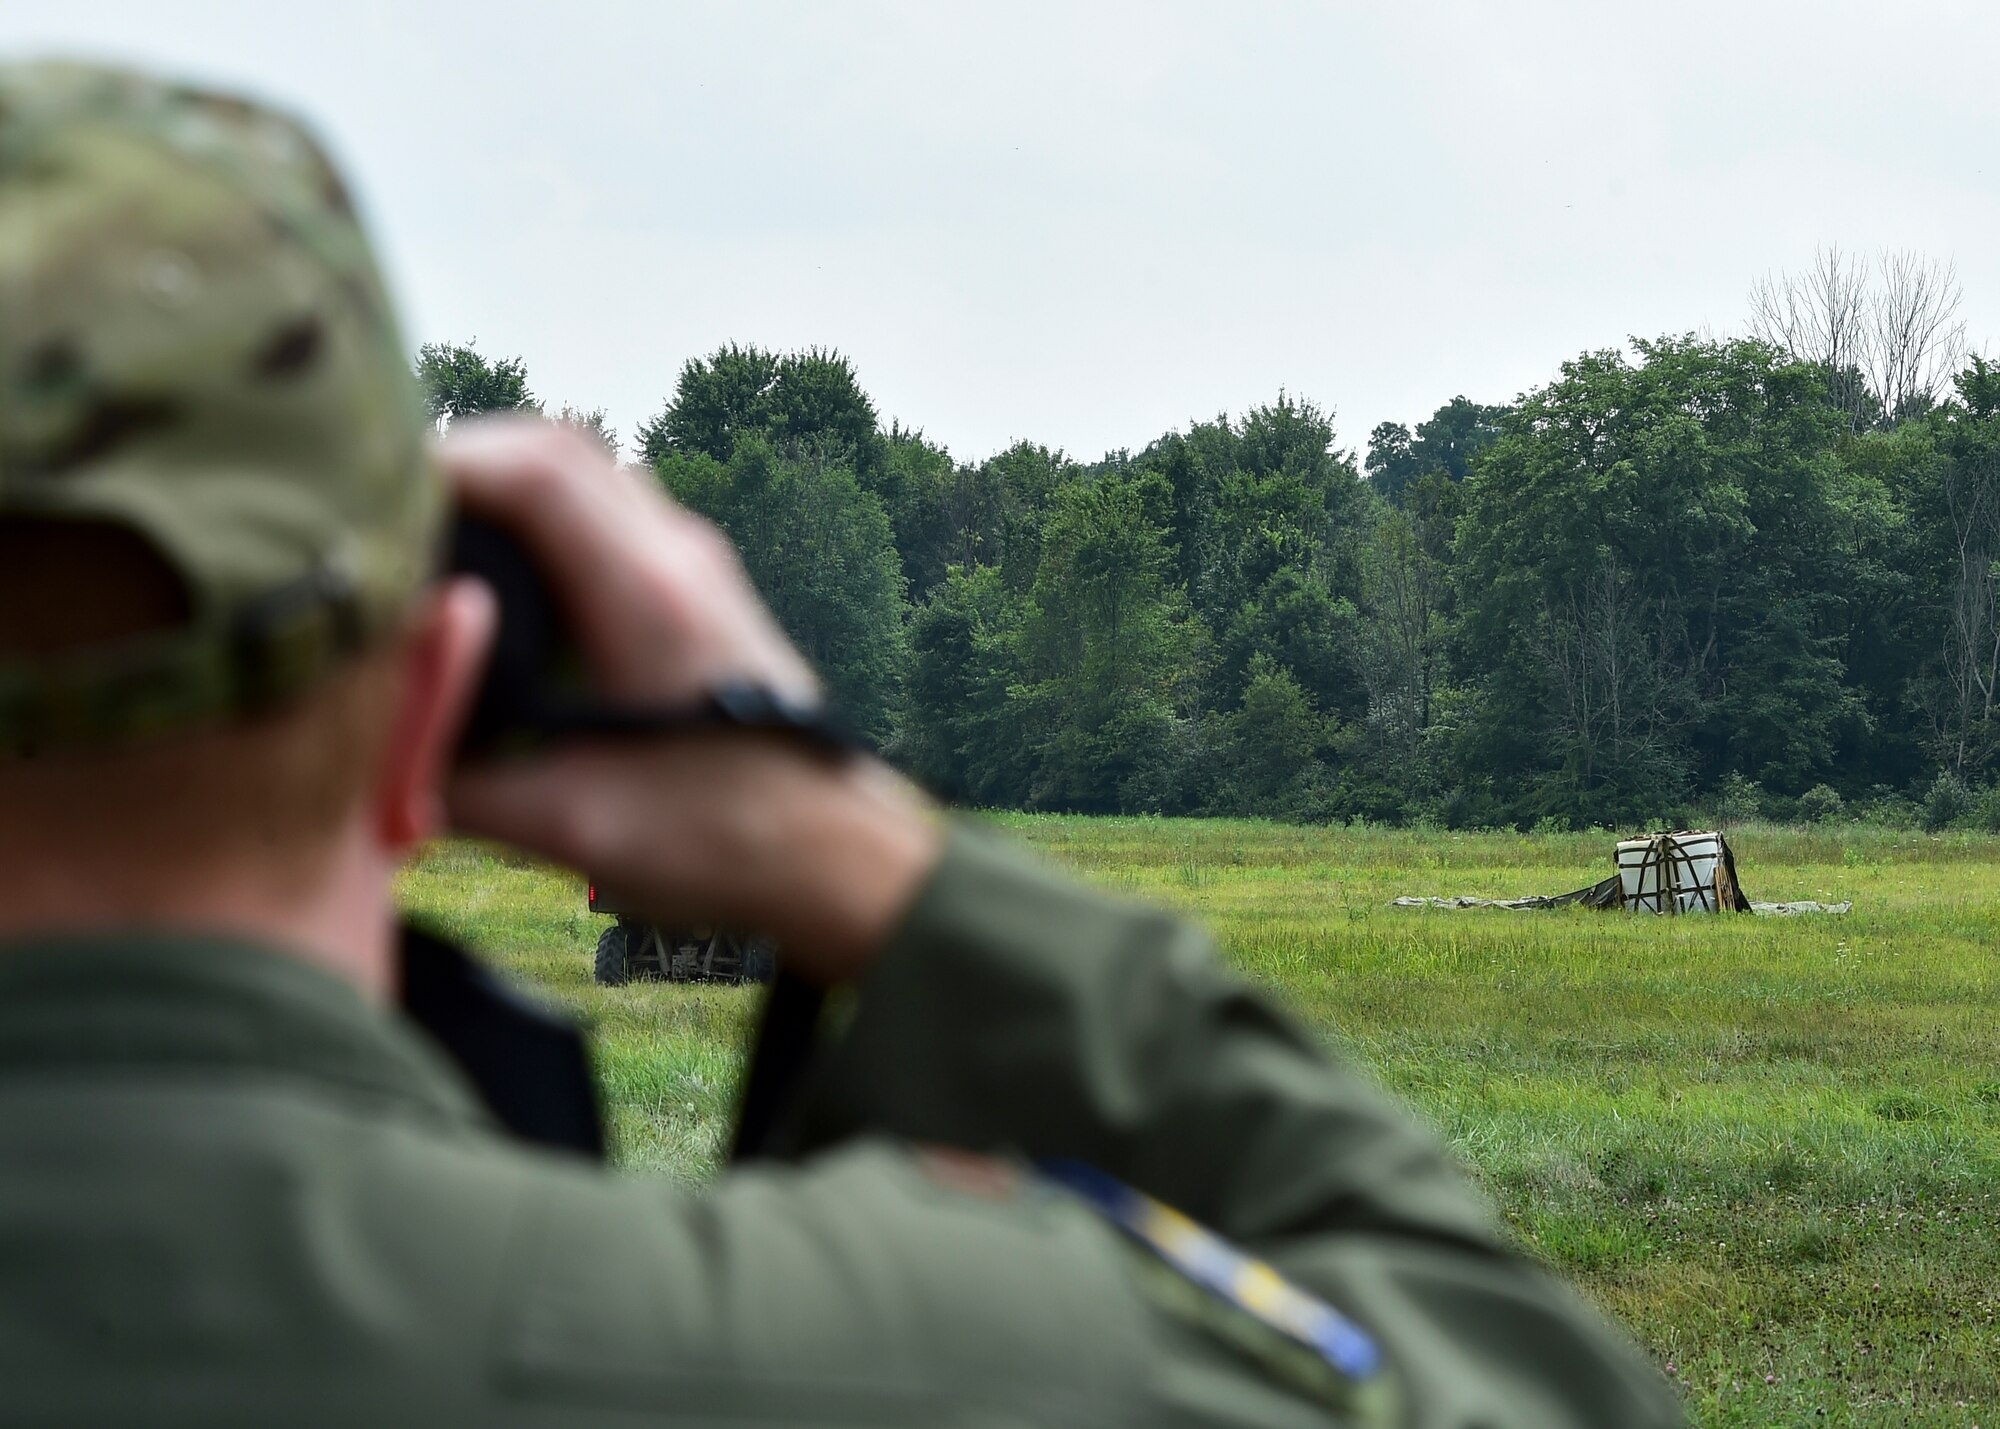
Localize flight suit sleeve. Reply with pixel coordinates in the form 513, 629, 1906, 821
766, 824, 1682, 1429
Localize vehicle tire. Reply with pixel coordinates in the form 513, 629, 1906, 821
593, 924, 631, 987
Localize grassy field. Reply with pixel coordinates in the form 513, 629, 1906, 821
399, 817, 1999, 1428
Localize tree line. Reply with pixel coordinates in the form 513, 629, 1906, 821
417, 251, 2000, 830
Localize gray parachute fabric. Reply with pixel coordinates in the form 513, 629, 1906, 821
1392, 831, 1851, 915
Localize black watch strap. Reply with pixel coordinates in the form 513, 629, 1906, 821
527, 683, 865, 757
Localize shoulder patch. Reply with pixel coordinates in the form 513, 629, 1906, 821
912, 1145, 1025, 1201
1039, 1158, 1389, 1404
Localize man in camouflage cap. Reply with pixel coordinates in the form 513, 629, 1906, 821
0, 60, 1681, 1427
0, 60, 438, 751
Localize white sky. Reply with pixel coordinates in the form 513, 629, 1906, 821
7, 1, 1997, 465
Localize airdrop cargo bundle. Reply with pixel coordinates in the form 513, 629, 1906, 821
1393, 830, 1849, 915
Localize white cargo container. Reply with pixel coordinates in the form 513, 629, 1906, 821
1614, 830, 1746, 913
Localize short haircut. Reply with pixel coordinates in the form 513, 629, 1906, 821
0, 521, 403, 889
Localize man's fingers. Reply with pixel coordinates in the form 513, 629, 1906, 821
438, 419, 722, 694
446, 746, 742, 926
442, 420, 660, 592
447, 753, 604, 872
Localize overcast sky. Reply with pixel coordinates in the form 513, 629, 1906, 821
8, 2, 1997, 465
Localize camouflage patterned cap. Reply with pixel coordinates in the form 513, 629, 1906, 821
0, 59, 442, 754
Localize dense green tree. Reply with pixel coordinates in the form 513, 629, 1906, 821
553, 403, 617, 458
1011, 471, 1204, 811
1455, 338, 1879, 823
904, 564, 1026, 801
1203, 463, 1357, 710
1214, 653, 1336, 816
1834, 420, 1937, 789
1366, 396, 1507, 501
1341, 507, 1449, 796
1128, 394, 1367, 714
442, 319, 2000, 826
872, 433, 1077, 606
1956, 353, 2000, 417
1128, 417, 1235, 598
635, 344, 780, 465
414, 340, 538, 425
657, 436, 907, 742
765, 347, 886, 475
865, 426, 962, 602
1365, 423, 1418, 500
1899, 358, 2000, 780
637, 345, 883, 476
981, 442, 1080, 594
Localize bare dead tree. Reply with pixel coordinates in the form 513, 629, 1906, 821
1867, 250, 1967, 423
1749, 245, 1967, 429
1748, 245, 1873, 428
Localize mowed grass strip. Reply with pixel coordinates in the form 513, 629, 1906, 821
398, 819, 2000, 1428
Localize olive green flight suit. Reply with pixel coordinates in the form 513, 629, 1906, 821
0, 829, 1680, 1426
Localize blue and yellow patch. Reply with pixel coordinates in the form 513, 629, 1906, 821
1040, 1158, 1387, 1399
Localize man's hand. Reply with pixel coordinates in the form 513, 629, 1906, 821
439, 419, 941, 986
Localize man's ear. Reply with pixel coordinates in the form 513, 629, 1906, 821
373, 578, 498, 851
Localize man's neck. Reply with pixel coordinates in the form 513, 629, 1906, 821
0, 830, 398, 1002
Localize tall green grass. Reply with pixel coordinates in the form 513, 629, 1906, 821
399, 818, 1999, 1427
